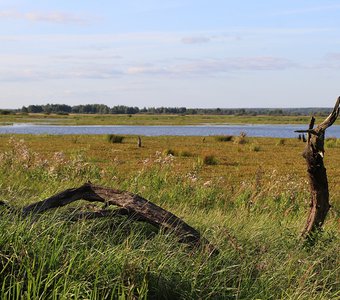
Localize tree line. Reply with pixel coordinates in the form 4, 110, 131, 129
0, 103, 333, 116
21, 104, 140, 115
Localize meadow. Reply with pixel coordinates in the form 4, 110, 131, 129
0, 134, 339, 299
0, 112, 322, 126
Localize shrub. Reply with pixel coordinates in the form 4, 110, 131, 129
202, 154, 218, 165
234, 132, 248, 145
276, 138, 286, 146
215, 135, 233, 142
163, 149, 177, 156
249, 143, 261, 152
106, 134, 124, 143
179, 150, 193, 157
0, 110, 11, 115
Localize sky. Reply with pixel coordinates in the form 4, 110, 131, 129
0, 1, 340, 109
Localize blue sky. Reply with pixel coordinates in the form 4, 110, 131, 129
1, 1, 340, 108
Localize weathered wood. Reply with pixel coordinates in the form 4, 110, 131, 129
69, 208, 130, 221
295, 96, 340, 239
302, 134, 307, 143
23, 183, 217, 253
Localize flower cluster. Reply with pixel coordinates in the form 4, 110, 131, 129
0, 137, 99, 180
0, 137, 38, 169
185, 170, 198, 183
141, 151, 175, 168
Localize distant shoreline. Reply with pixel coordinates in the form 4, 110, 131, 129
0, 112, 334, 126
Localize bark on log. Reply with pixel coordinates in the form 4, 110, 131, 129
23, 182, 217, 254
69, 208, 130, 221
295, 96, 340, 239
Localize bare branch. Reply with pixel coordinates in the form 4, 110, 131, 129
294, 129, 317, 135
307, 116, 316, 143
317, 96, 340, 132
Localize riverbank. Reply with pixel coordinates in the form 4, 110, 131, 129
0, 112, 328, 126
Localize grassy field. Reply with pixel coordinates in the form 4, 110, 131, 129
0, 112, 328, 126
0, 134, 339, 299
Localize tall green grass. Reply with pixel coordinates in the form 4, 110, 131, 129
0, 138, 339, 299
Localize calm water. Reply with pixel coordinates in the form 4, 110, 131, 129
1, 123, 340, 138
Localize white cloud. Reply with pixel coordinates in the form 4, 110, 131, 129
0, 67, 123, 81
52, 54, 123, 61
181, 36, 211, 44
0, 9, 89, 25
125, 56, 297, 76
181, 33, 243, 45
270, 4, 340, 16
309, 53, 340, 70
25, 12, 87, 24
0, 55, 298, 82
325, 53, 340, 61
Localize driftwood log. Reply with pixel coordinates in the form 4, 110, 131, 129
21, 182, 217, 254
296, 96, 340, 239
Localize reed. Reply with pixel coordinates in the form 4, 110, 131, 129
0, 135, 339, 299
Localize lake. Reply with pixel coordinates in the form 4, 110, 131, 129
1, 123, 340, 138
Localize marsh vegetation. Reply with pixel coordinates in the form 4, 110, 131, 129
0, 112, 333, 126
0, 134, 339, 299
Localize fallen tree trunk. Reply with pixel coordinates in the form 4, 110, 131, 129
296, 96, 340, 239
23, 182, 217, 254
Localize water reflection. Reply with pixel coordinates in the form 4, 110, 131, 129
1, 123, 340, 138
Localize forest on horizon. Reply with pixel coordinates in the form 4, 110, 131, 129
0, 103, 334, 116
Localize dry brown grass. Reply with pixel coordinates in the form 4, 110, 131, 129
1, 134, 340, 207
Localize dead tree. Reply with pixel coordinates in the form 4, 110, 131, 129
22, 182, 217, 254
295, 96, 340, 239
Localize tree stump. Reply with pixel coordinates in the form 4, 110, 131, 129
296, 96, 340, 239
